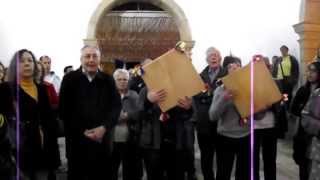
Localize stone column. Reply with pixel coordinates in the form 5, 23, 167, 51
83, 38, 98, 46
294, 23, 320, 66
294, 0, 320, 71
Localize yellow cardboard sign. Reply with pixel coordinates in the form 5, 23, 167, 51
222, 60, 282, 118
142, 49, 205, 112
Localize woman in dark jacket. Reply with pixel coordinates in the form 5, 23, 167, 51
0, 49, 57, 180
291, 61, 320, 180
138, 87, 193, 180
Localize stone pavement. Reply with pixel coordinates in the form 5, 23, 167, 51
56, 137, 299, 180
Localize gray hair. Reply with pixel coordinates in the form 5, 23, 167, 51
81, 45, 101, 57
206, 47, 221, 57
113, 68, 130, 80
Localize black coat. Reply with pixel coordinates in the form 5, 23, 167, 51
138, 87, 193, 150
59, 68, 121, 156
128, 76, 145, 94
193, 66, 225, 135
290, 86, 311, 117
290, 85, 312, 165
0, 82, 60, 171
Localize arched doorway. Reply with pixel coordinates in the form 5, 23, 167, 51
84, 0, 194, 74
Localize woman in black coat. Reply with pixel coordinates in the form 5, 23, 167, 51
0, 49, 58, 180
290, 61, 320, 180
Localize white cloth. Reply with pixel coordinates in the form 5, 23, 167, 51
81, 68, 98, 82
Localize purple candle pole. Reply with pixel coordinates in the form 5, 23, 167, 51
250, 60, 255, 180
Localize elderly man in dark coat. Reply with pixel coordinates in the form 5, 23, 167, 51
59, 45, 121, 180
193, 47, 225, 180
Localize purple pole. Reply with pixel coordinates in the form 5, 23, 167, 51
250, 60, 255, 180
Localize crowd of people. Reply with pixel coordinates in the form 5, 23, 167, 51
0, 44, 320, 180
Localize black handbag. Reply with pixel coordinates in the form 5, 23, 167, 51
293, 124, 310, 165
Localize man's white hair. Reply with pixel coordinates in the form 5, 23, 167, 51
113, 68, 130, 80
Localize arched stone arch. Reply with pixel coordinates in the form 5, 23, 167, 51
84, 0, 194, 50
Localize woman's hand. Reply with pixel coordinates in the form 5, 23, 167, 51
177, 96, 192, 110
223, 89, 234, 101
147, 89, 167, 103
84, 126, 106, 143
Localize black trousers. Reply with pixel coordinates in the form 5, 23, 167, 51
132, 144, 144, 180
197, 131, 217, 180
143, 149, 162, 180
254, 128, 278, 180
182, 148, 196, 177
66, 137, 111, 180
0, 175, 15, 180
111, 142, 141, 180
298, 159, 310, 180
293, 125, 310, 180
143, 142, 185, 180
22, 170, 52, 180
216, 135, 250, 180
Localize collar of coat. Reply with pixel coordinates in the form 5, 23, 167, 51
77, 67, 105, 81
201, 66, 225, 85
